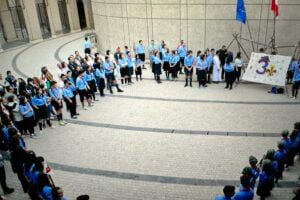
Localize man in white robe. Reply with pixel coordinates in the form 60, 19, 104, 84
212, 51, 222, 83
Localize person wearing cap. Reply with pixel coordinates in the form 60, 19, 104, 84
49, 81, 67, 126
76, 70, 92, 110
214, 185, 235, 200
234, 176, 254, 200
184, 50, 195, 87
256, 160, 274, 200
274, 141, 286, 181
248, 156, 260, 188
103, 56, 123, 94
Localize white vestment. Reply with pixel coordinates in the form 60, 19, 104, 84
212, 55, 221, 82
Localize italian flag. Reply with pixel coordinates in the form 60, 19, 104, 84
271, 0, 279, 16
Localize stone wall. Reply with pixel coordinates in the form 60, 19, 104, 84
92, 0, 300, 59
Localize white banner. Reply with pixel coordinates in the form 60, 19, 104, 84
242, 53, 291, 86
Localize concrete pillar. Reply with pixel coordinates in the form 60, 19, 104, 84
83, 0, 94, 29
22, 0, 43, 42
0, 0, 17, 41
66, 0, 81, 32
46, 0, 63, 37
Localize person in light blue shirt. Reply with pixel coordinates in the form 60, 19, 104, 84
118, 53, 129, 85
103, 56, 123, 94
135, 40, 146, 69
169, 50, 180, 80
152, 50, 162, 84
162, 48, 171, 80
94, 57, 106, 97
135, 54, 143, 81
184, 50, 195, 87
148, 40, 159, 54
196, 54, 208, 88
76, 70, 91, 110
177, 40, 187, 74
19, 96, 36, 137
126, 52, 134, 84
214, 185, 235, 200
206, 49, 215, 83
287, 58, 298, 83
83, 37, 92, 55
85, 66, 97, 102
291, 63, 300, 99
49, 81, 67, 126
224, 53, 236, 90
63, 80, 77, 119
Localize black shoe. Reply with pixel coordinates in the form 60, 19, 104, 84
184, 84, 188, 87
190, 84, 192, 87
117, 89, 124, 92
75, 113, 80, 116
4, 188, 14, 194
101, 94, 105, 97
110, 90, 113, 94
203, 85, 207, 87
71, 116, 78, 119
225, 86, 229, 89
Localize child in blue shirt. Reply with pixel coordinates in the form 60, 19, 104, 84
19, 96, 36, 138
214, 185, 235, 200
135, 54, 142, 81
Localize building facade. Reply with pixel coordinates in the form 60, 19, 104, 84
0, 0, 94, 51
92, 0, 300, 58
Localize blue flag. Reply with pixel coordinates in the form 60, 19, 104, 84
236, 0, 247, 24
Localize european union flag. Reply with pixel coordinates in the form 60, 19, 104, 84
236, 0, 247, 24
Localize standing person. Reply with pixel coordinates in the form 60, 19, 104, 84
114, 47, 121, 64
162, 48, 171, 80
196, 54, 208, 88
291, 63, 300, 99
126, 52, 134, 84
18, 78, 27, 96
83, 37, 92, 55
135, 54, 143, 81
206, 49, 215, 84
169, 50, 180, 80
234, 176, 254, 200
85, 66, 97, 102
248, 156, 260, 188
219, 45, 227, 80
152, 50, 163, 84
213, 50, 222, 83
49, 81, 66, 126
224, 53, 236, 90
256, 160, 274, 200
287, 58, 298, 84
135, 40, 146, 69
184, 50, 195, 87
5, 71, 17, 94
274, 141, 286, 181
235, 52, 244, 83
149, 40, 159, 77
177, 40, 187, 74
214, 185, 235, 200
118, 53, 129, 85
63, 80, 77, 119
19, 96, 36, 137
94, 59, 106, 97
76, 70, 92, 110
32, 88, 53, 134
103, 56, 124, 94
5, 96, 24, 135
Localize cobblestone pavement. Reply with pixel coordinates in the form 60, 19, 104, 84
0, 31, 299, 200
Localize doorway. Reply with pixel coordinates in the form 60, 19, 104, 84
58, 0, 70, 33
36, 0, 51, 38
76, 0, 86, 29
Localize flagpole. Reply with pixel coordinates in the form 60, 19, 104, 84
246, 19, 255, 52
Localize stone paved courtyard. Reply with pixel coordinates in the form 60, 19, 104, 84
0, 31, 299, 200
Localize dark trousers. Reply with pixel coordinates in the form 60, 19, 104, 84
66, 96, 77, 117
17, 170, 29, 193
221, 65, 225, 80
0, 166, 9, 192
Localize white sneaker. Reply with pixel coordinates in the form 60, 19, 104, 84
40, 130, 43, 134
290, 96, 296, 99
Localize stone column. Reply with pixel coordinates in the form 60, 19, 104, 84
66, 0, 81, 32
0, 0, 17, 41
46, 0, 63, 37
83, 0, 94, 29
22, 0, 43, 42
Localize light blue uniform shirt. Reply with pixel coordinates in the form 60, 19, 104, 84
152, 55, 162, 64
293, 68, 300, 81
84, 72, 95, 82
136, 44, 145, 54
32, 95, 46, 106
118, 58, 128, 68
289, 60, 298, 71
224, 63, 235, 72
95, 68, 105, 78
178, 45, 187, 58
148, 44, 159, 53
103, 61, 114, 74
49, 87, 62, 99
83, 40, 91, 49
214, 196, 233, 200
63, 87, 74, 98
67, 77, 75, 85
184, 56, 195, 67
136, 58, 142, 66
206, 54, 214, 69
76, 77, 87, 90
126, 57, 134, 68
196, 58, 208, 70
19, 102, 34, 118
163, 52, 171, 62
170, 55, 180, 64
